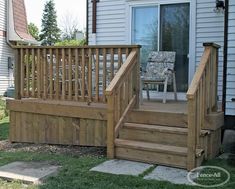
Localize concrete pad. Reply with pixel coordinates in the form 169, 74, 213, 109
222, 130, 235, 153
0, 161, 61, 184
144, 166, 192, 185
218, 153, 233, 160
90, 159, 153, 176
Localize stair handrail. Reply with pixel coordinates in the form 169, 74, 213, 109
186, 43, 220, 170
105, 47, 140, 158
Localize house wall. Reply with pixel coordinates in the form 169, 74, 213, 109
227, 1, 235, 115
88, 0, 235, 115
0, 0, 14, 96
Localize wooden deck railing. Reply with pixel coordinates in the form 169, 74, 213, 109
105, 48, 140, 158
186, 43, 220, 170
14, 45, 140, 103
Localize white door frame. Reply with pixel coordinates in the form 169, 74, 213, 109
125, 0, 196, 100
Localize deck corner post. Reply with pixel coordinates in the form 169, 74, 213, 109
14, 49, 21, 100
187, 98, 197, 171
134, 47, 141, 109
106, 94, 115, 159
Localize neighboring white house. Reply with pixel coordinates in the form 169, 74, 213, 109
0, 0, 36, 96
87, 0, 235, 122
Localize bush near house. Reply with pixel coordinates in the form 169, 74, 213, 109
0, 97, 8, 120
55, 39, 86, 46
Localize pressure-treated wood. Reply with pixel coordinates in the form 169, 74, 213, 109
14, 46, 139, 103
8, 100, 107, 146
105, 48, 140, 159
186, 43, 220, 170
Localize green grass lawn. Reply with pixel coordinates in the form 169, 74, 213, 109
0, 116, 234, 188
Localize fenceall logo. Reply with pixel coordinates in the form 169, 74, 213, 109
187, 166, 230, 187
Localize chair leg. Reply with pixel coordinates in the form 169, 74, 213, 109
146, 84, 150, 100
163, 77, 168, 103
173, 73, 178, 101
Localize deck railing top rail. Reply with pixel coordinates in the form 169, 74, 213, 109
13, 45, 141, 49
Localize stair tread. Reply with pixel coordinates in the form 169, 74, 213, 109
115, 139, 204, 157
124, 123, 210, 136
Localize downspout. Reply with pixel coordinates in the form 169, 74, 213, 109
222, 0, 229, 113
6, 0, 13, 47
86, 0, 89, 45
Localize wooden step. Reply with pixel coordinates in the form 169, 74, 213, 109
115, 139, 204, 168
126, 109, 188, 127
119, 123, 210, 147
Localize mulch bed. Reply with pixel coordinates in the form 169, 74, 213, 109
0, 140, 106, 157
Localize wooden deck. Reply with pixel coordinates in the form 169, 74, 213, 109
7, 43, 224, 170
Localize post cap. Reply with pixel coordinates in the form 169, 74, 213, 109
203, 42, 221, 49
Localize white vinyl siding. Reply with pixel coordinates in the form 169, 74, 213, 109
0, 0, 6, 30
226, 1, 235, 115
195, 0, 224, 104
0, 0, 14, 95
88, 0, 126, 45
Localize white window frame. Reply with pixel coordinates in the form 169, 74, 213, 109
125, 0, 196, 94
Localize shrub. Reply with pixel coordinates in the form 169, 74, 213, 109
0, 97, 8, 120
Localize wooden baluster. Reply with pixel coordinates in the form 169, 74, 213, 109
118, 48, 122, 68
55, 49, 60, 100
88, 48, 92, 101
81, 48, 85, 101
95, 48, 99, 102
20, 49, 25, 97
196, 89, 201, 148
62, 48, 66, 100
37, 49, 41, 98
110, 48, 114, 80
31, 49, 35, 97
14, 49, 21, 99
68, 48, 72, 100
75, 49, 79, 101
102, 48, 107, 102
125, 48, 129, 59
25, 48, 29, 97
43, 49, 47, 99
49, 49, 53, 99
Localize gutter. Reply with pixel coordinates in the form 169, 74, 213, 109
6, 0, 13, 48
222, 0, 229, 113
86, 0, 89, 45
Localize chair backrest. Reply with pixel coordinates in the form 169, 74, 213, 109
145, 51, 176, 81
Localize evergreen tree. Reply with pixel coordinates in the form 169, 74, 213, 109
40, 0, 60, 45
28, 23, 40, 41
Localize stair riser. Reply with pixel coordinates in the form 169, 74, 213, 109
127, 111, 187, 127
116, 147, 187, 168
119, 128, 208, 148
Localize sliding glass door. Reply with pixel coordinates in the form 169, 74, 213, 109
132, 3, 190, 92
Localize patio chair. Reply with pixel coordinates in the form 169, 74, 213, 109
141, 51, 177, 103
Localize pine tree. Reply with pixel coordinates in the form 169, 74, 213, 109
40, 0, 60, 45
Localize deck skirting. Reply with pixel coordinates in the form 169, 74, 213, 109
7, 99, 107, 146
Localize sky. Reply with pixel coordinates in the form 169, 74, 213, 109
24, 0, 86, 31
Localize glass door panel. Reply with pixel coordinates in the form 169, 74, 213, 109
131, 6, 158, 71
160, 3, 190, 92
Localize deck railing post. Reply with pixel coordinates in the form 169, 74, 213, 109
106, 94, 115, 158
14, 49, 21, 100
203, 43, 220, 112
134, 47, 141, 109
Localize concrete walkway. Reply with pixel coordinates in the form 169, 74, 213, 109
0, 161, 60, 184
90, 159, 192, 185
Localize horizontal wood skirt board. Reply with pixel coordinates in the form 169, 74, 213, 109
8, 100, 107, 146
